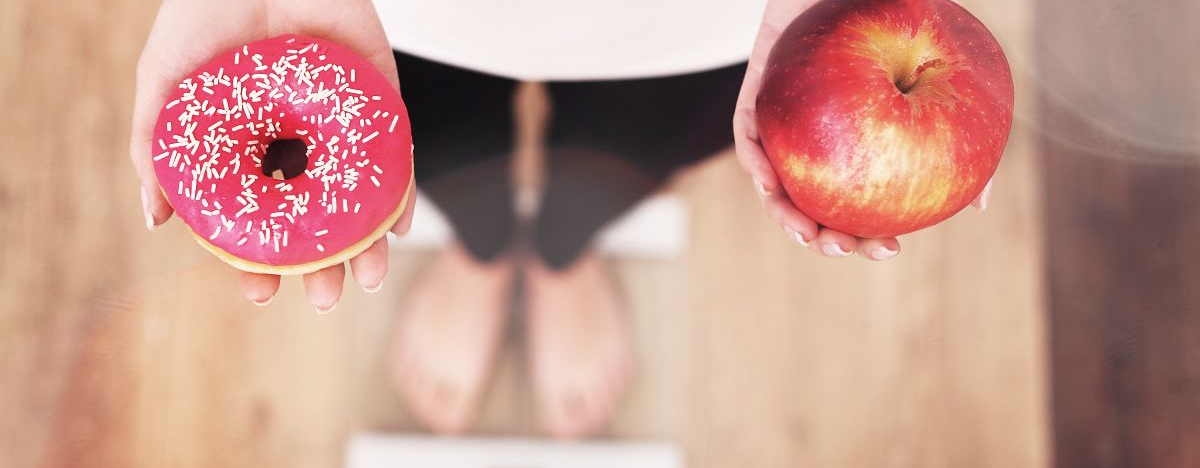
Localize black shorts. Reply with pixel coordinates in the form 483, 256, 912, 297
394, 50, 746, 268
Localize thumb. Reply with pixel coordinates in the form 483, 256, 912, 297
971, 177, 994, 211
130, 56, 177, 230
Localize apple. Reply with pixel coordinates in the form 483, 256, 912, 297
756, 0, 1014, 238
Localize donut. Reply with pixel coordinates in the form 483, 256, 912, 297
151, 35, 413, 275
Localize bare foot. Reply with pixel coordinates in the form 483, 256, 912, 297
525, 250, 634, 439
389, 242, 514, 434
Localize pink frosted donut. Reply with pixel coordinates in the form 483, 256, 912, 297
152, 35, 413, 275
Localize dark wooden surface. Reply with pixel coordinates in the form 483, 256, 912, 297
1038, 0, 1200, 466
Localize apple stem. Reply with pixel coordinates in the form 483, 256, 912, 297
896, 58, 946, 94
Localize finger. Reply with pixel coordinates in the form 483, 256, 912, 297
761, 191, 818, 247
730, 0, 810, 196
131, 54, 178, 230
349, 236, 389, 293
390, 183, 417, 236
732, 108, 783, 195
303, 263, 346, 313
856, 237, 901, 262
237, 271, 281, 306
971, 177, 994, 211
813, 227, 856, 259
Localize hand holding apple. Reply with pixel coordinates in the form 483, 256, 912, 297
734, 0, 1009, 258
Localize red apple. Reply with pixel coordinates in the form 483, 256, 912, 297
756, 0, 1014, 238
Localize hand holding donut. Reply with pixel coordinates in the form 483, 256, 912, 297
130, 0, 415, 311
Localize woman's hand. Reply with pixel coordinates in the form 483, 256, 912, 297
130, 0, 414, 311
732, 0, 991, 261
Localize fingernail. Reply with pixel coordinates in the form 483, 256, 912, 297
753, 179, 769, 198
977, 179, 993, 212
821, 242, 852, 258
252, 295, 274, 307
141, 186, 156, 231
315, 302, 338, 314
870, 245, 899, 261
363, 281, 383, 294
784, 226, 810, 247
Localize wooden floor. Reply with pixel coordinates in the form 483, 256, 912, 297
1, 0, 1053, 467
1037, 1, 1200, 467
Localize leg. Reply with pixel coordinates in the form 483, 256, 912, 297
525, 63, 747, 438
388, 51, 518, 434
536, 63, 748, 268
396, 50, 518, 261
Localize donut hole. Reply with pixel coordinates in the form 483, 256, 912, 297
262, 139, 310, 180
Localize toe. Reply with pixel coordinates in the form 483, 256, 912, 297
425, 380, 469, 435
543, 388, 600, 440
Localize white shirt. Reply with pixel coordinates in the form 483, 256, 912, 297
373, 0, 767, 81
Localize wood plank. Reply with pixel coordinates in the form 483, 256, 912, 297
1037, 1, 1200, 466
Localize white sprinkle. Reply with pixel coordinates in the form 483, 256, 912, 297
388, 115, 399, 133
153, 152, 169, 161
372, 164, 382, 174
317, 244, 325, 252
362, 131, 378, 143
353, 202, 361, 213
236, 237, 248, 246
209, 225, 221, 240
350, 69, 356, 82
370, 175, 380, 187
234, 204, 256, 218
283, 230, 289, 247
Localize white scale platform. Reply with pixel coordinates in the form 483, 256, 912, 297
389, 190, 690, 260
346, 434, 683, 468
